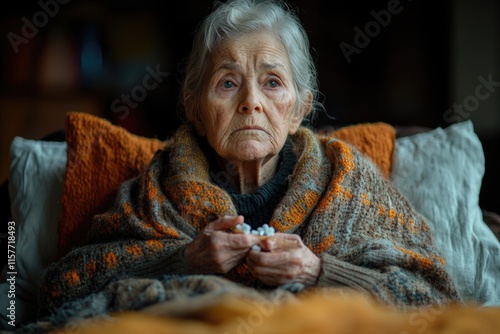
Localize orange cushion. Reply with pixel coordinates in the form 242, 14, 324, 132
328, 122, 395, 179
57, 112, 167, 257
57, 112, 395, 258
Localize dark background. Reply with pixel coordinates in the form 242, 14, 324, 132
0, 0, 499, 213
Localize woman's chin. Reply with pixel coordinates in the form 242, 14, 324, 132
227, 142, 276, 162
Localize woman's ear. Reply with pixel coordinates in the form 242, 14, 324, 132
289, 91, 313, 134
184, 94, 206, 136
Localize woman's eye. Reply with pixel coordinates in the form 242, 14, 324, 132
266, 79, 280, 88
221, 81, 235, 89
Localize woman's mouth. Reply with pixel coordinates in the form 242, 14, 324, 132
238, 126, 265, 132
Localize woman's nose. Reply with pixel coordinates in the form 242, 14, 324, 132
238, 83, 262, 114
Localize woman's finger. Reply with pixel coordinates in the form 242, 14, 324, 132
246, 252, 295, 285
205, 215, 244, 232
246, 242, 321, 286
258, 233, 302, 252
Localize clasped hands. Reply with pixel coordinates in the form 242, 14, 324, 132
183, 215, 321, 286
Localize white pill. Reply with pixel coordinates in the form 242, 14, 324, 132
252, 245, 261, 252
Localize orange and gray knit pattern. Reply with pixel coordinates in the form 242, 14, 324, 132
39, 125, 459, 314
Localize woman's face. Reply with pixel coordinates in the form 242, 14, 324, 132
194, 30, 307, 162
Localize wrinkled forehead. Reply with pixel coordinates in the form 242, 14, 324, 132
207, 31, 292, 75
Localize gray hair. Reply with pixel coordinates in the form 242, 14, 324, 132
181, 0, 322, 125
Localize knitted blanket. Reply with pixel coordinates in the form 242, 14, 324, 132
22, 277, 497, 334
21, 275, 298, 333
39, 124, 459, 319
21, 276, 492, 334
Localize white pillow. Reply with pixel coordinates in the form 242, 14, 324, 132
0, 137, 66, 328
391, 120, 500, 306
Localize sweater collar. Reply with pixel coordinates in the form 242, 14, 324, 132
164, 124, 331, 231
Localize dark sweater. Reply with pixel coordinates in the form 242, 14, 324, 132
208, 139, 297, 230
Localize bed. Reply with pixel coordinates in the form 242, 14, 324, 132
1, 111, 499, 333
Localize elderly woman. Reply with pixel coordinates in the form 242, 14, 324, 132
40, 0, 459, 316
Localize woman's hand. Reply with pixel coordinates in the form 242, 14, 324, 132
245, 233, 321, 286
183, 215, 261, 274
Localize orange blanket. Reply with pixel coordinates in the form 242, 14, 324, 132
54, 289, 498, 334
